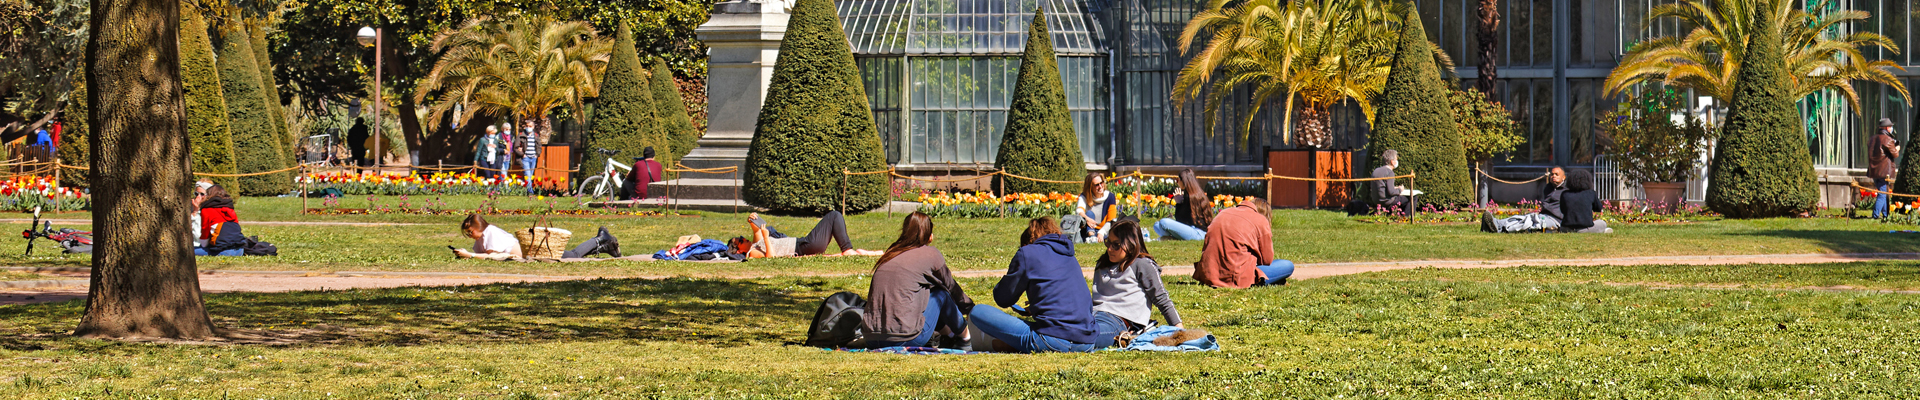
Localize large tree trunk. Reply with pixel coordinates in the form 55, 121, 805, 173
380, 29, 425, 161
76, 0, 214, 339
1476, 0, 1501, 95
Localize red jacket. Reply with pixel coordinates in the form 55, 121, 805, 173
1192, 204, 1275, 289
626, 159, 665, 199
200, 207, 237, 241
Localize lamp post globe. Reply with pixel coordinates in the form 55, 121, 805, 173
356, 27, 376, 46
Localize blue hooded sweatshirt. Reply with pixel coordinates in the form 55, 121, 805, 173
994, 233, 1096, 343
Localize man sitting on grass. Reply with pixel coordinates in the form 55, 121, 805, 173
1481, 166, 1566, 233
1193, 197, 1293, 288
1558, 169, 1611, 234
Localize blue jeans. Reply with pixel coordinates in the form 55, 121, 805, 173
1152, 218, 1206, 241
866, 289, 966, 348
970, 306, 1121, 353
521, 157, 538, 180
1874, 178, 1891, 218
1255, 260, 1295, 286
194, 247, 244, 256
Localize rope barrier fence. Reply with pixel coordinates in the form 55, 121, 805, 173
1852, 182, 1920, 199
1474, 167, 1549, 185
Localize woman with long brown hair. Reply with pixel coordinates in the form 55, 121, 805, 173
1153, 169, 1212, 240
1060, 172, 1118, 243
862, 212, 975, 349
1093, 219, 1184, 336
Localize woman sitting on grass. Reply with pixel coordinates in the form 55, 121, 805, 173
1193, 197, 1292, 288
1558, 169, 1611, 234
454, 214, 522, 260
863, 212, 975, 349
1060, 173, 1119, 243
969, 217, 1122, 353
1152, 169, 1212, 241
195, 184, 245, 256
1093, 219, 1184, 339
743, 211, 881, 258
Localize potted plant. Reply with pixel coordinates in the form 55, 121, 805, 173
1597, 89, 1717, 212
1451, 87, 1526, 206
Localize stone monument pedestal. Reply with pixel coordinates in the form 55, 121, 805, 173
681, 0, 788, 172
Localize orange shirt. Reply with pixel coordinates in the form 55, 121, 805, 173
1192, 204, 1274, 289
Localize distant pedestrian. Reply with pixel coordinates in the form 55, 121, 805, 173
521, 125, 539, 182
477, 125, 500, 179
1870, 117, 1901, 219
346, 118, 370, 168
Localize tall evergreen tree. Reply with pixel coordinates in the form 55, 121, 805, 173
648, 59, 700, 169
1897, 111, 1920, 196
77, 0, 216, 339
742, 0, 889, 214
1369, 9, 1470, 205
215, 23, 291, 196
994, 7, 1085, 195
57, 66, 89, 188
247, 18, 294, 156
579, 22, 665, 184
1705, 9, 1818, 218
181, 9, 238, 189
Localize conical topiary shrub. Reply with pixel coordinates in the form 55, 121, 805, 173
579, 22, 666, 185
1705, 14, 1818, 218
1368, 9, 1470, 205
649, 59, 702, 169
1894, 110, 1920, 196
993, 7, 1086, 195
248, 18, 294, 156
216, 24, 292, 196
742, 0, 889, 214
182, 10, 239, 189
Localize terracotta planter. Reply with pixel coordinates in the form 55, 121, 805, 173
1641, 182, 1687, 212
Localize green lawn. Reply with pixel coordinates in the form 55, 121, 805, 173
3, 267, 1918, 397
0, 195, 1913, 277
0, 271, 48, 281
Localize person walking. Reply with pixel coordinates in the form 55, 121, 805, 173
347, 118, 370, 169
498, 123, 516, 180
520, 125, 540, 183
1870, 117, 1901, 219
476, 125, 500, 179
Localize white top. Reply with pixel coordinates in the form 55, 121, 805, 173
473, 225, 522, 257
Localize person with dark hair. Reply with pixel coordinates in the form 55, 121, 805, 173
969, 217, 1122, 353
1093, 219, 1184, 343
1558, 169, 1611, 233
622, 147, 666, 200
1153, 169, 1213, 241
454, 214, 522, 260
194, 185, 246, 256
1060, 173, 1118, 243
1481, 167, 1567, 233
347, 118, 371, 168
1870, 117, 1901, 219
1194, 197, 1292, 288
744, 212, 880, 258
1372, 150, 1415, 216
863, 212, 975, 349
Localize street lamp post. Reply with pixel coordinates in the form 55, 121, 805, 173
356, 26, 382, 173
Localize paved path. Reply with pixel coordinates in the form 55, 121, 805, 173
5, 252, 1918, 306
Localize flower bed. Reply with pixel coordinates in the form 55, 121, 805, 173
311, 193, 681, 217
304, 208, 670, 216
914, 191, 1236, 220
0, 176, 87, 212
1354, 200, 1720, 224
298, 172, 565, 196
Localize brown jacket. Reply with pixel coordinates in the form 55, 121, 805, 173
863, 246, 974, 343
1193, 204, 1275, 289
1871, 132, 1900, 180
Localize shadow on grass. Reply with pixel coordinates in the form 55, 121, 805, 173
1737, 230, 1920, 255
0, 277, 854, 350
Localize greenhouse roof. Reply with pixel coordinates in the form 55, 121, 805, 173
836, 0, 1109, 56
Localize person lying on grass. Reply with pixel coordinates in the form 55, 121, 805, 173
454, 214, 523, 260
1093, 219, 1184, 342
862, 212, 975, 349
1193, 197, 1293, 288
742, 211, 881, 258
968, 217, 1123, 353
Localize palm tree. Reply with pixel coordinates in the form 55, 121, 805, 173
1174, 0, 1446, 148
416, 15, 611, 141
1603, 0, 1908, 110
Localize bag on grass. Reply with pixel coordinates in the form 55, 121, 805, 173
804, 291, 867, 348
243, 236, 278, 256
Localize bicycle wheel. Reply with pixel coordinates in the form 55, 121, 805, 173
577, 176, 607, 198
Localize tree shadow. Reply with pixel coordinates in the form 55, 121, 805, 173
0, 277, 856, 350
1735, 230, 1920, 255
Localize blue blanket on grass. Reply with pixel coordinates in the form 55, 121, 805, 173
652, 239, 729, 260
1122, 326, 1220, 352
831, 346, 983, 355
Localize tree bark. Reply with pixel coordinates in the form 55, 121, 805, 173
75, 0, 214, 339
1476, 0, 1501, 96
380, 28, 425, 159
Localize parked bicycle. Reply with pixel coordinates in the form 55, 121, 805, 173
575, 148, 633, 199
21, 207, 91, 256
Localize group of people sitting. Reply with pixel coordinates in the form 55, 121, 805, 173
1059, 170, 1218, 244
1480, 166, 1612, 234
190, 181, 272, 256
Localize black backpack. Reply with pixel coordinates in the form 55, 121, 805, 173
803, 291, 867, 348
243, 236, 278, 256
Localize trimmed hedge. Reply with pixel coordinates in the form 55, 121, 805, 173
1704, 17, 1818, 218
1895, 109, 1920, 196
216, 24, 292, 196
57, 67, 88, 188
579, 22, 666, 185
993, 7, 1086, 195
248, 19, 294, 156
742, 0, 890, 214
650, 59, 702, 169
1368, 9, 1470, 205
182, 11, 239, 189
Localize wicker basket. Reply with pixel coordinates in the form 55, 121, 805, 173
515, 225, 572, 259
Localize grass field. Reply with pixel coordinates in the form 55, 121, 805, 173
3, 263, 1918, 398
0, 195, 1912, 277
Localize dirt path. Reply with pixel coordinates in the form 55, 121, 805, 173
6, 252, 1918, 306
